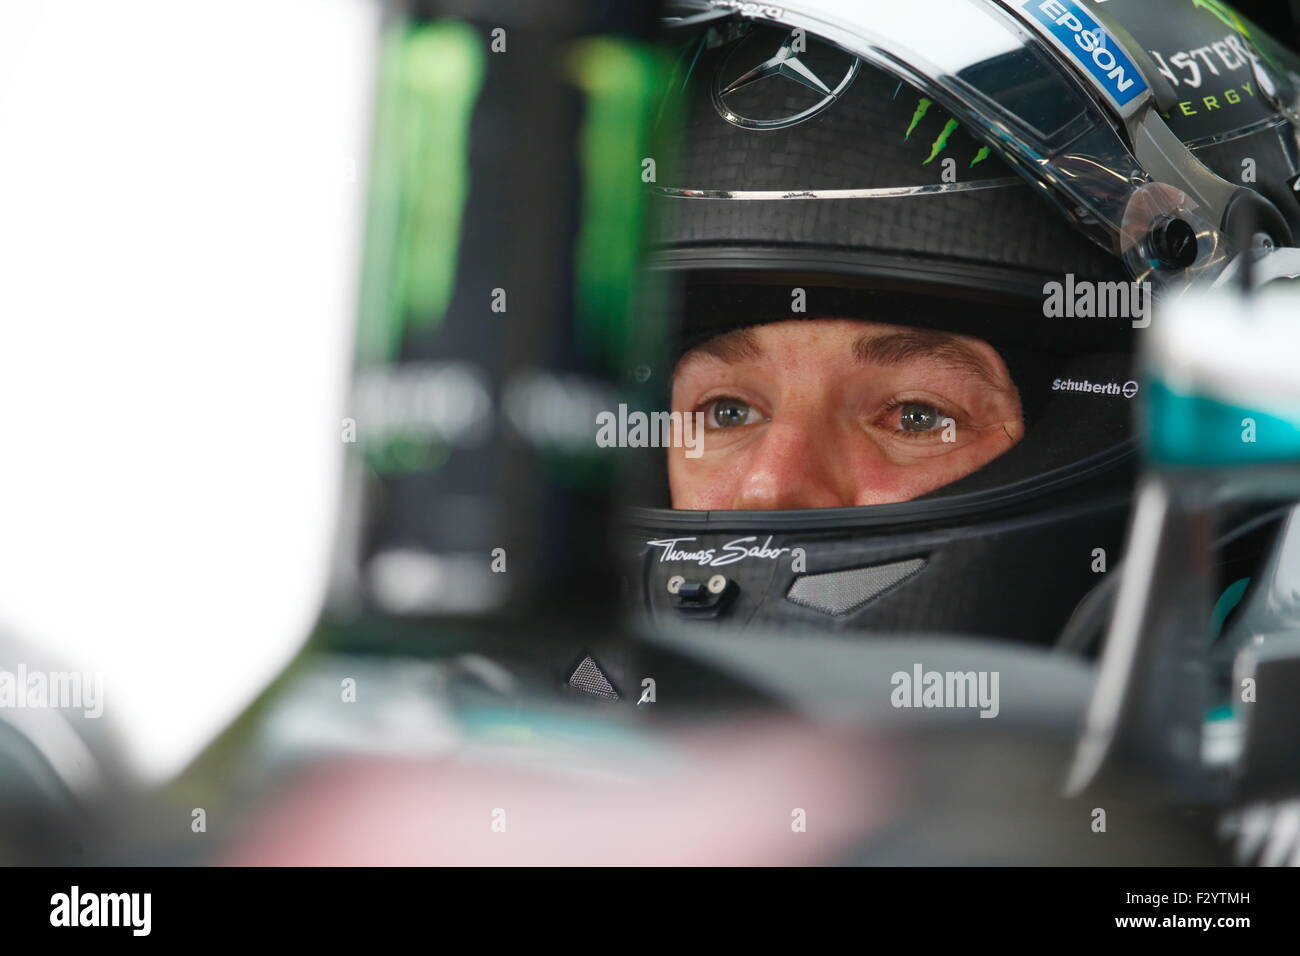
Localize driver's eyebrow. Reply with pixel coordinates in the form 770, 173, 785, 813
675, 324, 1006, 389
855, 329, 1004, 389
677, 327, 765, 367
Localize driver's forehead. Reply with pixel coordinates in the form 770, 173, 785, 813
673, 319, 1008, 386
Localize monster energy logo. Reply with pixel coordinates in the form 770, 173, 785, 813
1191, 0, 1280, 71
357, 21, 486, 366
904, 97, 990, 168
352, 361, 492, 474
1192, 0, 1247, 36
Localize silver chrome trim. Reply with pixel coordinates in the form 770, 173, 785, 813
1184, 116, 1291, 152
1066, 477, 1171, 798
652, 177, 1022, 199
1212, 246, 1300, 290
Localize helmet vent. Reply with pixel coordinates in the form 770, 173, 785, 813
567, 655, 619, 700
786, 559, 926, 616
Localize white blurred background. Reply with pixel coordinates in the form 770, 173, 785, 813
0, 0, 380, 782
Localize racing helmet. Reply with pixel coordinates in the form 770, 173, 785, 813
622, 0, 1300, 647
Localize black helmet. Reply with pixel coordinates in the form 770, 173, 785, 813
622, 0, 1300, 646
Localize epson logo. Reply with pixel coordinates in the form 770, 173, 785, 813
1022, 0, 1147, 108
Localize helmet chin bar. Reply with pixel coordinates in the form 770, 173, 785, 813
687, 0, 1299, 294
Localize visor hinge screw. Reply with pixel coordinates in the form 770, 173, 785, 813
1149, 216, 1198, 270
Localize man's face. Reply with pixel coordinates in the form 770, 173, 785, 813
669, 319, 1025, 510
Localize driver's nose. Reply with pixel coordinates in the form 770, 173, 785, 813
730, 418, 860, 510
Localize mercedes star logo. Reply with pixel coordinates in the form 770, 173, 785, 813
712, 29, 860, 130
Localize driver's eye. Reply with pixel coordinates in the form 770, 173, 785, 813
709, 397, 759, 428
897, 402, 944, 433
